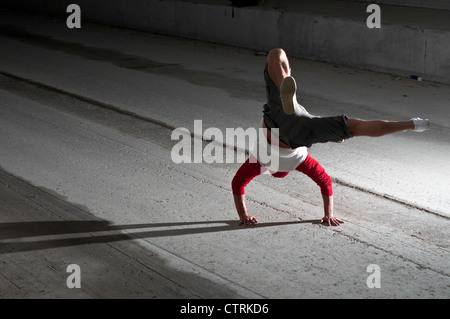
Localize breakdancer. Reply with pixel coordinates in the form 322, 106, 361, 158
232, 48, 430, 226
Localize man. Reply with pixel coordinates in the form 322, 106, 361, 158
232, 48, 430, 226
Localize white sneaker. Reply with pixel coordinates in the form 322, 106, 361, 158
280, 76, 297, 115
411, 118, 430, 132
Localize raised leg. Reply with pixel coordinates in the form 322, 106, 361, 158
267, 49, 310, 116
267, 48, 291, 90
346, 118, 414, 137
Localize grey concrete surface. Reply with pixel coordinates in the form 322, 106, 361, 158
0, 167, 259, 298
0, 12, 449, 299
1, 0, 450, 84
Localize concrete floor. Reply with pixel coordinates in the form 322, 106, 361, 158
0, 12, 449, 299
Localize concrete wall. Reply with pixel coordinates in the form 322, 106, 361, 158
2, 0, 450, 84
280, 12, 429, 77
354, 0, 450, 11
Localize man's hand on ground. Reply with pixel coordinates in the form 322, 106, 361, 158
320, 215, 344, 226
239, 215, 258, 226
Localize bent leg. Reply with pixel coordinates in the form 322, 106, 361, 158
267, 48, 291, 90
347, 118, 414, 137
267, 49, 311, 116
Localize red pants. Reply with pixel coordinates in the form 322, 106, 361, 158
232, 155, 333, 196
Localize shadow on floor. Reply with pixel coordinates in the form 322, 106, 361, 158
0, 219, 318, 254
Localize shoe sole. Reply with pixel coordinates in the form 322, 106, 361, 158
411, 118, 431, 132
425, 119, 431, 131
280, 76, 296, 115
